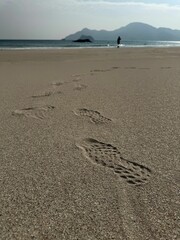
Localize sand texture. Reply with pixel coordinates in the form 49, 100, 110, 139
0, 48, 179, 239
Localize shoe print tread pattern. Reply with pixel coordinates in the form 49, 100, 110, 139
77, 138, 152, 185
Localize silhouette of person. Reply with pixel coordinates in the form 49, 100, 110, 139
117, 36, 121, 48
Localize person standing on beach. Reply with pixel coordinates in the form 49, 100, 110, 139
117, 36, 121, 48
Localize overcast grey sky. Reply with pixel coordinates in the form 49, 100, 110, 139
0, 0, 180, 39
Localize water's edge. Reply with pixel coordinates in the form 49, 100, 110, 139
1, 40, 180, 50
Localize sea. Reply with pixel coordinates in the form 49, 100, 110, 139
0, 39, 180, 50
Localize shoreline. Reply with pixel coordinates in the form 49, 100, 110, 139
1, 45, 180, 51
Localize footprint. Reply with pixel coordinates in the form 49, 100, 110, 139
111, 66, 120, 69
76, 138, 152, 185
161, 67, 172, 69
74, 108, 112, 124
72, 77, 81, 82
31, 90, 61, 98
12, 105, 55, 120
74, 84, 87, 91
31, 91, 53, 98
90, 69, 102, 73
91, 69, 110, 73
72, 74, 86, 77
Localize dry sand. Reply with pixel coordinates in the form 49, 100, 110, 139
0, 48, 179, 240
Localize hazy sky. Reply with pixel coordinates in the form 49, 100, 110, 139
0, 0, 180, 39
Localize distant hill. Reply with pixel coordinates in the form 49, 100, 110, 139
64, 22, 180, 41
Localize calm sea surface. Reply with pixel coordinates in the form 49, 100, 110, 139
0, 39, 180, 50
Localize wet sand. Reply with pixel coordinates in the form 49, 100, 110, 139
0, 48, 179, 239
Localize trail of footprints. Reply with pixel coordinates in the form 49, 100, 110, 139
12, 76, 85, 120
77, 138, 152, 185
31, 90, 62, 98
12, 69, 152, 186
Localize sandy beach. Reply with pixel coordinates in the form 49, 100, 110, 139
0, 48, 179, 240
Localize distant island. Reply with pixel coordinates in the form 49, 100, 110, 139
73, 35, 94, 43
64, 22, 180, 41
73, 39, 92, 43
